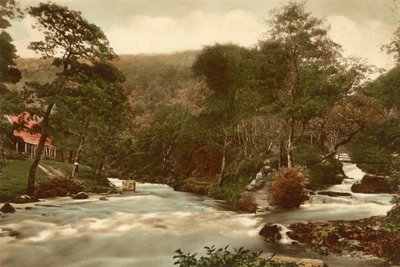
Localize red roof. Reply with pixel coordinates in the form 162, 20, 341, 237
7, 113, 55, 147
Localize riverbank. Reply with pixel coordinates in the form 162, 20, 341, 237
0, 159, 111, 202
287, 215, 400, 264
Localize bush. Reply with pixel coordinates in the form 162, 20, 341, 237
210, 175, 251, 204
386, 195, 400, 234
269, 166, 309, 209
307, 160, 343, 190
35, 177, 86, 198
238, 153, 271, 177
173, 246, 287, 267
389, 170, 400, 193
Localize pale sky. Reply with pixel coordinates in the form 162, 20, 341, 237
8, 0, 400, 70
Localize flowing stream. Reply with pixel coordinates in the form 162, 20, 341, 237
0, 156, 395, 267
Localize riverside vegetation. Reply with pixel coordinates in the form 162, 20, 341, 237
1, 1, 400, 266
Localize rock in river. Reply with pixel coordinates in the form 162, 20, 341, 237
1, 202, 16, 213
72, 192, 89, 199
259, 223, 282, 242
351, 174, 392, 193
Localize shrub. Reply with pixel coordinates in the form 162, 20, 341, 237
209, 175, 251, 204
386, 195, 400, 234
389, 170, 400, 193
238, 153, 271, 177
173, 246, 288, 267
35, 177, 86, 198
269, 166, 309, 209
307, 160, 343, 190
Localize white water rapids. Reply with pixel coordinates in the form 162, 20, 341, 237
0, 157, 395, 267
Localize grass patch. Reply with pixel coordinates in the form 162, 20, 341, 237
0, 159, 110, 202
0, 159, 47, 202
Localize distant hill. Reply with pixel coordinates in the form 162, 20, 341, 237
10, 51, 209, 133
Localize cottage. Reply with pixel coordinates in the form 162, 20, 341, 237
6, 113, 57, 159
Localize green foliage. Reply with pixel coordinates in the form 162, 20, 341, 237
173, 246, 286, 267
292, 143, 342, 190
238, 153, 271, 177
307, 161, 343, 190
210, 175, 251, 204
389, 170, 400, 193
128, 105, 192, 176
348, 120, 397, 174
269, 166, 309, 208
364, 66, 400, 112
293, 143, 320, 166
385, 197, 400, 233
28, 2, 115, 66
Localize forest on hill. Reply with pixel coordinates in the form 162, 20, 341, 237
2, 2, 400, 205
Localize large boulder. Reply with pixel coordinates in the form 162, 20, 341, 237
1, 202, 16, 213
259, 223, 282, 242
351, 174, 392, 193
72, 192, 89, 199
246, 166, 273, 191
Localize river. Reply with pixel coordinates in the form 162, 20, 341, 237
0, 157, 395, 267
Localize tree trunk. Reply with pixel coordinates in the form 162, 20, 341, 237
68, 150, 73, 163
71, 134, 86, 178
287, 118, 295, 168
26, 102, 54, 195
218, 134, 228, 186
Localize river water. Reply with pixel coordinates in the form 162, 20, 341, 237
0, 158, 395, 267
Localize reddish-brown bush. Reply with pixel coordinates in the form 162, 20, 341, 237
269, 166, 309, 208
192, 146, 221, 176
35, 178, 86, 198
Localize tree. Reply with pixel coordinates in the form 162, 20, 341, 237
24, 2, 115, 195
193, 44, 254, 185
260, 2, 351, 167
384, 22, 400, 64
0, 0, 22, 173
308, 93, 386, 165
364, 66, 400, 114
54, 62, 128, 178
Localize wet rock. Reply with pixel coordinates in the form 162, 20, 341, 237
25, 206, 33, 210
236, 194, 258, 213
99, 196, 108, 201
246, 166, 272, 191
72, 192, 89, 199
351, 174, 392, 193
11, 195, 39, 204
286, 217, 400, 264
259, 223, 282, 242
0, 202, 16, 213
317, 191, 351, 197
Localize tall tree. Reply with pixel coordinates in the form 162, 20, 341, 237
193, 44, 253, 185
260, 2, 352, 167
24, 2, 115, 195
54, 62, 127, 178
